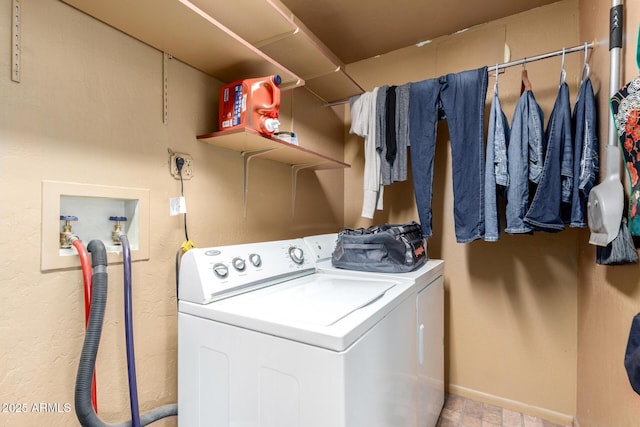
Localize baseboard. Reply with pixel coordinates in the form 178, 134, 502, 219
447, 384, 575, 426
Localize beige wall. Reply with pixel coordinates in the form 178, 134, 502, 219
576, 0, 640, 426
0, 0, 343, 426
5, 1, 640, 426
345, 0, 582, 423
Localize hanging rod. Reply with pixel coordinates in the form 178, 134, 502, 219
495, 41, 594, 70
325, 41, 596, 107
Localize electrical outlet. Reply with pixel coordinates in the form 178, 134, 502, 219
169, 152, 194, 180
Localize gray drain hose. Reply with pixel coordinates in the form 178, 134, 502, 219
75, 240, 178, 427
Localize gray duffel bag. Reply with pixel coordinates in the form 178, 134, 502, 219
331, 222, 427, 273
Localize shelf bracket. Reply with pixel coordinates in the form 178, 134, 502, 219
291, 162, 325, 216
241, 148, 279, 216
11, 0, 21, 83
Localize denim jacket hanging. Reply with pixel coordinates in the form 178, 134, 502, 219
505, 90, 544, 234
484, 84, 510, 241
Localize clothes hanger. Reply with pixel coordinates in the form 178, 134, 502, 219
521, 58, 532, 93
580, 42, 591, 87
558, 48, 567, 88
576, 43, 591, 102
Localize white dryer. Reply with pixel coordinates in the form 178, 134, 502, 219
178, 237, 443, 427
303, 233, 445, 427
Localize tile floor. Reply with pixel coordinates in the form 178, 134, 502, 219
437, 394, 570, 427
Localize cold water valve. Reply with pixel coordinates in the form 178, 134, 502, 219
59, 215, 78, 248
109, 216, 127, 245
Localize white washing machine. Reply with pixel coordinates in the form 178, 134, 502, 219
303, 233, 445, 427
178, 237, 443, 427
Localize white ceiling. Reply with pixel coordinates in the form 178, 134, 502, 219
278, 0, 562, 64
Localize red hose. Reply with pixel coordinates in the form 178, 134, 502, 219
73, 239, 98, 413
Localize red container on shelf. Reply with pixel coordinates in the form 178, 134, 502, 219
219, 75, 281, 136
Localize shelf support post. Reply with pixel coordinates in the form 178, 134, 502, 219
163, 53, 171, 124
11, 0, 21, 83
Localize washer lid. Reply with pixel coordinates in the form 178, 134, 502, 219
225, 275, 394, 327
183, 274, 406, 351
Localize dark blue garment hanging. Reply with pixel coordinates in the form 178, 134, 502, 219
625, 313, 640, 396
569, 77, 598, 227
524, 82, 573, 232
385, 86, 398, 165
409, 67, 488, 243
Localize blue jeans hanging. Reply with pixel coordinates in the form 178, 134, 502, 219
524, 82, 573, 232
409, 67, 488, 243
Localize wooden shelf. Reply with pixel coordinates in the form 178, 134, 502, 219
61, 0, 364, 102
197, 127, 350, 170
305, 68, 364, 104
198, 127, 348, 216
61, 0, 303, 86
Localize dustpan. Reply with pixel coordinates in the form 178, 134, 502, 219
588, 145, 624, 246
588, 0, 624, 246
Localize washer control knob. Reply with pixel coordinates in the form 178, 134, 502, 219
232, 257, 246, 272
212, 262, 229, 279
288, 246, 305, 264
249, 253, 262, 267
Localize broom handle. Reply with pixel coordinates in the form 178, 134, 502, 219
608, 0, 623, 151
